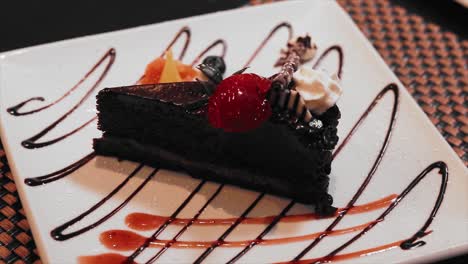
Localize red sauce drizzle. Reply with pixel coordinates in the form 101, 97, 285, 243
100, 222, 371, 251
78, 253, 135, 264
125, 194, 397, 231
77, 240, 405, 264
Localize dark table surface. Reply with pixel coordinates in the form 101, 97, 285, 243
0, 0, 466, 263
0, 0, 466, 53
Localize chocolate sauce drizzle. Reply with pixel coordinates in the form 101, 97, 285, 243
9, 27, 231, 250
162, 26, 191, 60
312, 45, 344, 78
9, 26, 226, 150
289, 85, 445, 263
6, 97, 45, 116
190, 39, 227, 66
19, 49, 116, 149
24, 152, 96, 186
243, 21, 293, 68
16, 26, 227, 188
6, 22, 450, 263
6, 49, 115, 117
127, 180, 208, 261
145, 184, 225, 263
193, 193, 266, 264
51, 164, 157, 241
303, 161, 448, 264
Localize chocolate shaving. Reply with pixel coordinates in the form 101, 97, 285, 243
268, 35, 317, 122
271, 52, 301, 92
271, 35, 314, 91
274, 35, 316, 67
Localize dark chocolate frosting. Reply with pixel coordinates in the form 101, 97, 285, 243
101, 81, 215, 110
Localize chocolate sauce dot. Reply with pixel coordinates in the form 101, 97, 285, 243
21, 140, 35, 149
24, 178, 43, 186
400, 240, 426, 250
6, 97, 45, 116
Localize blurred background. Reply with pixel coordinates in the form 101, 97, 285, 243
0, 0, 466, 52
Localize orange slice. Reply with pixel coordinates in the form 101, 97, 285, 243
159, 50, 182, 83
139, 49, 200, 84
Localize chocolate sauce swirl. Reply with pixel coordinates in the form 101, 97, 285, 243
243, 22, 293, 68
145, 184, 225, 263
51, 165, 156, 241
6, 49, 115, 117
19, 49, 116, 149
162, 26, 191, 60
193, 193, 266, 264
127, 180, 208, 261
312, 45, 344, 79
9, 26, 227, 150
190, 39, 227, 66
7, 97, 45, 116
305, 161, 448, 264
24, 152, 96, 186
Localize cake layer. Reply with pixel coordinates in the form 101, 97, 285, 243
94, 135, 335, 214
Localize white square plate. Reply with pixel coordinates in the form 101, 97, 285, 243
1, 1, 467, 263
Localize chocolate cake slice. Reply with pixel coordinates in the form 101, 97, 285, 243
93, 81, 340, 215
93, 36, 341, 215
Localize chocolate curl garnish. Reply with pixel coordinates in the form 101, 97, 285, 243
274, 35, 316, 67
271, 52, 301, 92
269, 35, 316, 122
271, 35, 315, 91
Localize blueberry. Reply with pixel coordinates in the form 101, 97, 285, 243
197, 56, 226, 85
202, 56, 226, 74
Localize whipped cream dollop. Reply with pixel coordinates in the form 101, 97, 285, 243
293, 67, 342, 115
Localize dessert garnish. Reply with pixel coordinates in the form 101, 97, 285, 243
275, 35, 317, 67
196, 55, 226, 84
138, 47, 227, 87
139, 49, 201, 84
208, 34, 323, 133
268, 35, 319, 124
208, 73, 272, 132
293, 67, 342, 114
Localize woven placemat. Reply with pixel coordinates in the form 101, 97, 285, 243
337, 0, 467, 163
0, 0, 466, 263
